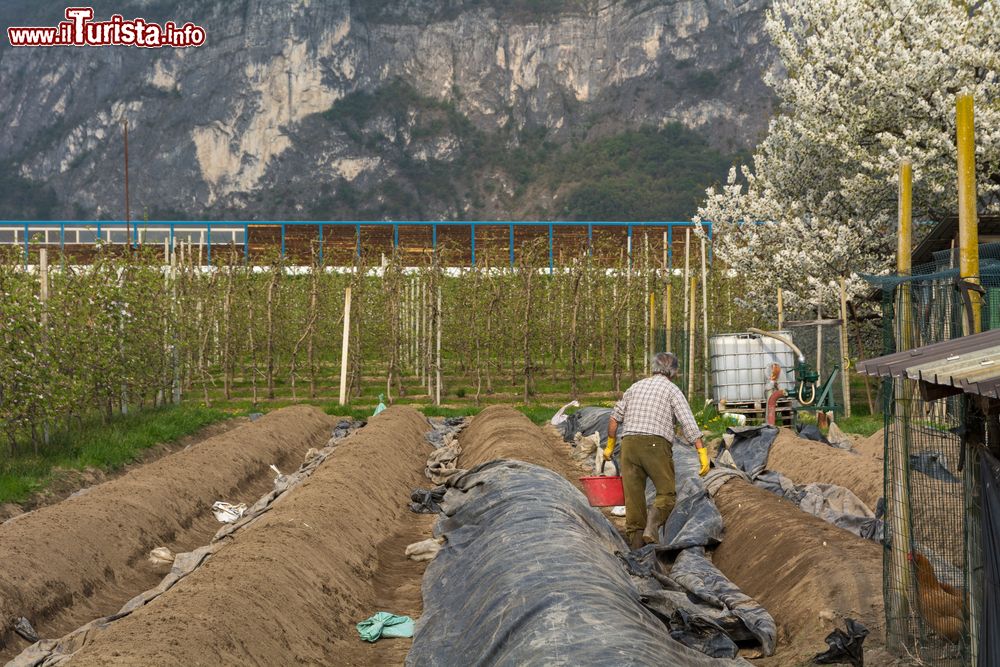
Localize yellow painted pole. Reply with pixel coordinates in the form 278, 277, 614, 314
957, 92, 982, 666
957, 93, 981, 334
898, 159, 913, 350
777, 288, 784, 330
887, 159, 915, 652
649, 291, 655, 358
665, 282, 672, 352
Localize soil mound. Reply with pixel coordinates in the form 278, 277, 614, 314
61, 406, 430, 666
712, 479, 885, 665
459, 406, 586, 488
768, 428, 883, 508
0, 405, 333, 659
852, 428, 886, 461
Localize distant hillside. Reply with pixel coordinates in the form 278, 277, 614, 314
0, 0, 774, 220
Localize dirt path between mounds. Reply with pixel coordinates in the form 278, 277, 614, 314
58, 406, 431, 666
712, 478, 891, 666
768, 428, 883, 508
0, 405, 333, 661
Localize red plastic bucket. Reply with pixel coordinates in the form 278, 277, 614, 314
579, 475, 625, 507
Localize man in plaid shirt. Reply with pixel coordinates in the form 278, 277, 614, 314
604, 352, 710, 549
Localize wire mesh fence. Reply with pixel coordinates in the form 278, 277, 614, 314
867, 247, 1000, 665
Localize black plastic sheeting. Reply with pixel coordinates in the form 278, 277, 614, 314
661, 441, 724, 551
979, 450, 1000, 667
910, 451, 961, 483
797, 424, 831, 445
813, 618, 868, 667
555, 406, 612, 445
409, 487, 445, 514
408, 460, 753, 666
555, 410, 773, 656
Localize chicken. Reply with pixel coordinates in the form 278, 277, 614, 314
909, 551, 964, 642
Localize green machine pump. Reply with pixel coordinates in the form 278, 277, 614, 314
748, 328, 841, 421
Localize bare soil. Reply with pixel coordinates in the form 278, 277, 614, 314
852, 428, 886, 462
0, 406, 333, 661
768, 428, 884, 508
458, 405, 586, 491
712, 478, 889, 666
60, 406, 432, 666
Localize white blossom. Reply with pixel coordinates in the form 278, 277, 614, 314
697, 0, 1000, 314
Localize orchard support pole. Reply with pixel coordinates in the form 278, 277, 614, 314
338, 287, 352, 406
39, 248, 50, 445
700, 236, 709, 402
662, 231, 668, 350
665, 281, 673, 355
648, 290, 655, 365
887, 158, 915, 652
838, 276, 851, 418
687, 276, 697, 399
683, 230, 691, 387
957, 92, 982, 665
435, 285, 442, 406
777, 288, 784, 330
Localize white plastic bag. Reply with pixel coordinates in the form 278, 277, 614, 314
212, 501, 247, 523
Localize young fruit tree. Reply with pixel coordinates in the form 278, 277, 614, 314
697, 0, 1000, 314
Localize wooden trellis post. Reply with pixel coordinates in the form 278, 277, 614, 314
338, 287, 352, 406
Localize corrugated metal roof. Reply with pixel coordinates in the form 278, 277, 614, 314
856, 328, 1000, 399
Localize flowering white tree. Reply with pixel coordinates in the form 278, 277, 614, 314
697, 0, 1000, 313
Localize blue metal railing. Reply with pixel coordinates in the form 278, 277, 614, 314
1, 220, 711, 270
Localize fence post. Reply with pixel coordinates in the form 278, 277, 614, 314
701, 236, 709, 402
887, 158, 915, 653
548, 223, 554, 275
436, 285, 442, 406
777, 288, 784, 329
839, 277, 851, 418
509, 223, 515, 266
957, 93, 981, 334
38, 248, 50, 445
687, 276, 697, 399
339, 286, 353, 405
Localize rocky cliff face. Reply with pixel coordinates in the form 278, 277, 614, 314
0, 0, 775, 220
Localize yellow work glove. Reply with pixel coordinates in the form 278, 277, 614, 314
697, 447, 710, 476
603, 436, 616, 461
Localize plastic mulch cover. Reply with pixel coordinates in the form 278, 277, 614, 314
724, 426, 779, 478
555, 406, 612, 444
979, 450, 1000, 667
661, 441, 724, 550
407, 460, 752, 666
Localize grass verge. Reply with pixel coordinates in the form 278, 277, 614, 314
0, 404, 230, 504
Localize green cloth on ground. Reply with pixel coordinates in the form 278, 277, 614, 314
357, 611, 415, 642
373, 394, 387, 416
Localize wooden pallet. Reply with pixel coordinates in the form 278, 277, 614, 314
718, 398, 796, 426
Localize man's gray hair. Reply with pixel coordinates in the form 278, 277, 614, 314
651, 352, 680, 379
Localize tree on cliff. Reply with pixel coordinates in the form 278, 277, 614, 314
696, 0, 1000, 313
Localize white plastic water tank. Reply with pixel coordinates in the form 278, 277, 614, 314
709, 331, 797, 404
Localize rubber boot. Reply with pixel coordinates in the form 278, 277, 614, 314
628, 531, 645, 551
642, 506, 669, 545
